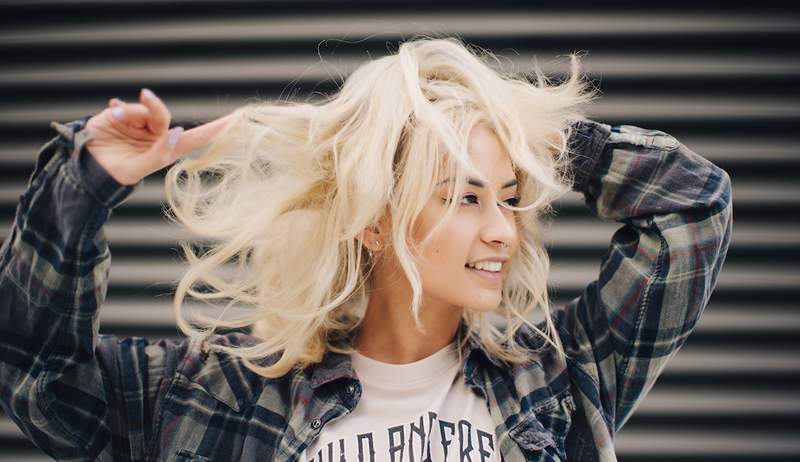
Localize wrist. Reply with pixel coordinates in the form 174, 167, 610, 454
50, 118, 140, 209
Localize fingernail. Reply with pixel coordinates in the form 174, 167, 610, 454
167, 126, 184, 148
111, 107, 126, 120
142, 88, 157, 101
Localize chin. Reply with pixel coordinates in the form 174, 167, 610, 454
462, 296, 502, 313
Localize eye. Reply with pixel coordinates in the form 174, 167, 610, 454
459, 193, 479, 205
445, 194, 520, 207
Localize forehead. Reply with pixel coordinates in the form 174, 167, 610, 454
437, 123, 516, 186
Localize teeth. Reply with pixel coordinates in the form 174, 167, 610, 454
466, 261, 502, 272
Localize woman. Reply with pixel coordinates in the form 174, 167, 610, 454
0, 38, 731, 461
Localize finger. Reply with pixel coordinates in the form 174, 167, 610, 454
144, 126, 185, 172
139, 88, 171, 134
171, 112, 237, 160
105, 102, 153, 130
108, 98, 123, 107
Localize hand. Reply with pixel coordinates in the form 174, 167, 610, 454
83, 88, 235, 185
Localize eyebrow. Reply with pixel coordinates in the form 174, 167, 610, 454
437, 177, 518, 189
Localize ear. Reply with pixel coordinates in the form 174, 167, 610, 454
360, 227, 382, 253
360, 207, 392, 253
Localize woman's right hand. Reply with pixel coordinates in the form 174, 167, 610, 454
84, 88, 235, 185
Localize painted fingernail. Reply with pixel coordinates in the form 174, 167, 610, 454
111, 107, 126, 120
167, 126, 184, 148
142, 88, 157, 101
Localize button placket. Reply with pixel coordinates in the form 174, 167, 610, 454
561, 395, 576, 414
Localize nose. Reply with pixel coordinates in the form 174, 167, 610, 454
481, 198, 517, 250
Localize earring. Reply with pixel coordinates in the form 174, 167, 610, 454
367, 240, 381, 259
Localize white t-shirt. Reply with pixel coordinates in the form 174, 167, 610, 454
300, 341, 501, 462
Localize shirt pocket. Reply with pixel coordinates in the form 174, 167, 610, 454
508, 392, 576, 461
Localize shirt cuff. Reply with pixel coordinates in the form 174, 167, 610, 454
566, 118, 612, 194
50, 117, 141, 209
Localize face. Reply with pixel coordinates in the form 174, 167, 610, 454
371, 123, 520, 316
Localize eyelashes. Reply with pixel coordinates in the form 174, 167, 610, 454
444, 193, 520, 207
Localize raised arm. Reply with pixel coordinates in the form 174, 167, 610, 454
0, 90, 233, 460
553, 118, 733, 435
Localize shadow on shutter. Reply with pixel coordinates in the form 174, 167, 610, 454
1, 1, 798, 461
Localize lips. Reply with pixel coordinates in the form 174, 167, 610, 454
465, 265, 504, 284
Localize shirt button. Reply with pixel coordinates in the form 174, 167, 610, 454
346, 384, 356, 395
311, 419, 322, 430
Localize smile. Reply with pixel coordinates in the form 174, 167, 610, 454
465, 265, 504, 283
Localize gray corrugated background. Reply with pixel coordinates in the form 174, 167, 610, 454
1, 1, 798, 460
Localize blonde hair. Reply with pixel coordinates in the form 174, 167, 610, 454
165, 37, 598, 378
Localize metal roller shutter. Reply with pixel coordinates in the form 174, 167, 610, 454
1, 1, 798, 460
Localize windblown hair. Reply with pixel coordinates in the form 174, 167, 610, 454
165, 37, 598, 378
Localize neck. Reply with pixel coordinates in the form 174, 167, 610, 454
352, 285, 463, 365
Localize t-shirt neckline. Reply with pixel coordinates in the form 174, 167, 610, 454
351, 341, 460, 388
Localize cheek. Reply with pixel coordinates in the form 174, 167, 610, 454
411, 203, 477, 273
421, 225, 473, 271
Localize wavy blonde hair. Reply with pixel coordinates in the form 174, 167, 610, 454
165, 37, 598, 378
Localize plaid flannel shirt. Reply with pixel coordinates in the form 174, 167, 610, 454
0, 115, 732, 461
